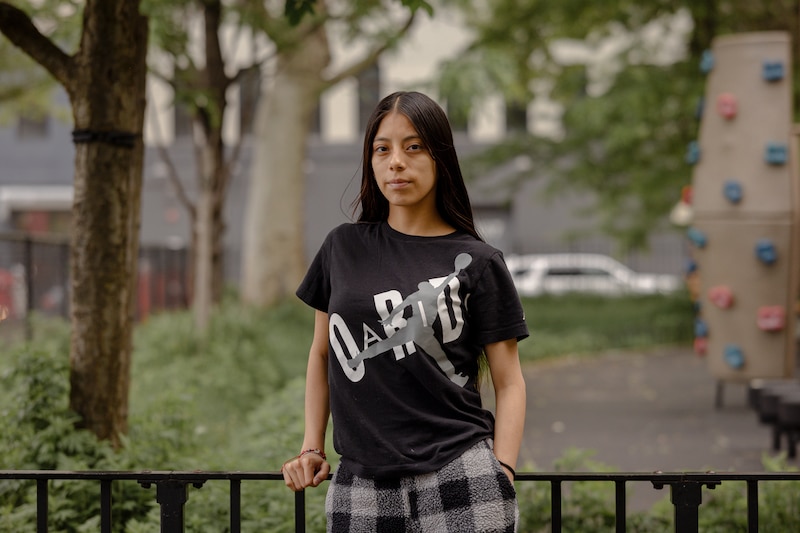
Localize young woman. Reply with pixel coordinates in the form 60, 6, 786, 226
281, 91, 528, 532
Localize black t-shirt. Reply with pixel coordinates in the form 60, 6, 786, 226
296, 221, 529, 478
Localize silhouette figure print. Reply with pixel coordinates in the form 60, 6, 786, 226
348, 253, 472, 386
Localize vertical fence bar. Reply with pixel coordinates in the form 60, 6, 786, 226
100, 479, 112, 533
230, 479, 241, 533
551, 480, 562, 531
36, 478, 47, 533
615, 480, 626, 533
747, 480, 758, 532
671, 482, 700, 532
295, 490, 306, 533
154, 480, 190, 533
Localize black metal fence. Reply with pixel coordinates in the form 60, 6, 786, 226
0, 469, 796, 532
0, 232, 190, 342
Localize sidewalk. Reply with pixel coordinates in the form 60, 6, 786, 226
520, 347, 771, 474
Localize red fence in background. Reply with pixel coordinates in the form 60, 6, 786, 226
0, 233, 190, 342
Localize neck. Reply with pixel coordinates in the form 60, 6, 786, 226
387, 209, 455, 237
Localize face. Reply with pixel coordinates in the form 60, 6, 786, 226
371, 112, 438, 215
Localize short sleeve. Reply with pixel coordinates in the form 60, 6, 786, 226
469, 252, 529, 346
296, 234, 332, 312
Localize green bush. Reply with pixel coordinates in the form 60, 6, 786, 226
0, 301, 318, 531
10, 293, 799, 532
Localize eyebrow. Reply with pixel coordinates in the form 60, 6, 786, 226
373, 135, 422, 143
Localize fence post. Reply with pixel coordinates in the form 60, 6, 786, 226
652, 477, 720, 533
139, 478, 205, 533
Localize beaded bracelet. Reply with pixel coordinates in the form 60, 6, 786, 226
280, 449, 327, 473
497, 460, 516, 480
298, 448, 327, 460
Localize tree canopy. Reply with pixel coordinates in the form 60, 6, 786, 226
439, 0, 800, 251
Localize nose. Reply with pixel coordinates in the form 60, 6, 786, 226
389, 149, 405, 170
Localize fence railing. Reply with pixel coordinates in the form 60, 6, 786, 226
1, 469, 797, 532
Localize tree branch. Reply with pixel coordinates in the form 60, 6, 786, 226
0, 2, 74, 88
323, 11, 417, 89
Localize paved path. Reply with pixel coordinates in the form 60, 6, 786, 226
520, 347, 771, 472
517, 347, 775, 509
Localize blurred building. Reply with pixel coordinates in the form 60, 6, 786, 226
0, 12, 687, 287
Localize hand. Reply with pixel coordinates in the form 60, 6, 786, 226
281, 453, 330, 492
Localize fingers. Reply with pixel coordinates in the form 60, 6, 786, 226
311, 461, 331, 487
282, 455, 328, 492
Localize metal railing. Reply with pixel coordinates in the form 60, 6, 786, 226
1, 469, 798, 532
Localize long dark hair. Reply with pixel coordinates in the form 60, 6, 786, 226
353, 91, 482, 241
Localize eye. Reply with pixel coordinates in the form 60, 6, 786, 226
407, 143, 423, 152
373, 145, 388, 153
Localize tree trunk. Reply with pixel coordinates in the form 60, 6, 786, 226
188, 0, 229, 331
241, 25, 330, 308
66, 1, 148, 448
191, 147, 226, 331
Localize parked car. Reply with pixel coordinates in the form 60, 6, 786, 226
505, 253, 683, 297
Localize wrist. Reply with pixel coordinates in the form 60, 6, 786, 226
299, 448, 326, 460
497, 459, 516, 480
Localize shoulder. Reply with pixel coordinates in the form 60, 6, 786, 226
322, 222, 380, 244
450, 234, 505, 263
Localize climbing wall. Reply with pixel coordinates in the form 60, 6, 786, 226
689, 32, 799, 382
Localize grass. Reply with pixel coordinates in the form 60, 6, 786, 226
518, 291, 695, 362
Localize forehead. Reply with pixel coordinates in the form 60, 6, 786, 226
374, 112, 419, 139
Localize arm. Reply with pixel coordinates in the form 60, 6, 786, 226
485, 338, 527, 483
282, 310, 331, 491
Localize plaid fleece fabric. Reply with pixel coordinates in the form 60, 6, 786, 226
325, 439, 518, 533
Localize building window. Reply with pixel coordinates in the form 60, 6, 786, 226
16, 114, 49, 140
239, 66, 261, 136
174, 101, 192, 138
357, 63, 381, 132
310, 102, 321, 136
505, 101, 528, 134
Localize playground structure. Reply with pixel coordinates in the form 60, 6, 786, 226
688, 32, 800, 403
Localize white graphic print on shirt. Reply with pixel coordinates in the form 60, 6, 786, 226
329, 253, 472, 387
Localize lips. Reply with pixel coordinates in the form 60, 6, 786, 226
387, 179, 411, 189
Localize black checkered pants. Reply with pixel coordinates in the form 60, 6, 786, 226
325, 439, 518, 532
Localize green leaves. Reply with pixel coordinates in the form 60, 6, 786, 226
284, 0, 317, 25
442, 0, 800, 251
400, 0, 433, 17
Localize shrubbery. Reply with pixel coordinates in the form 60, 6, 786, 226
3, 293, 798, 531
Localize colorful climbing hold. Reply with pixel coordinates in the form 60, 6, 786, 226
695, 318, 709, 338
693, 337, 708, 356
687, 227, 707, 248
685, 141, 701, 165
722, 180, 743, 204
700, 50, 714, 74
757, 306, 786, 332
763, 61, 785, 82
764, 142, 788, 165
723, 344, 745, 369
755, 239, 778, 265
708, 285, 734, 309
716, 93, 737, 119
